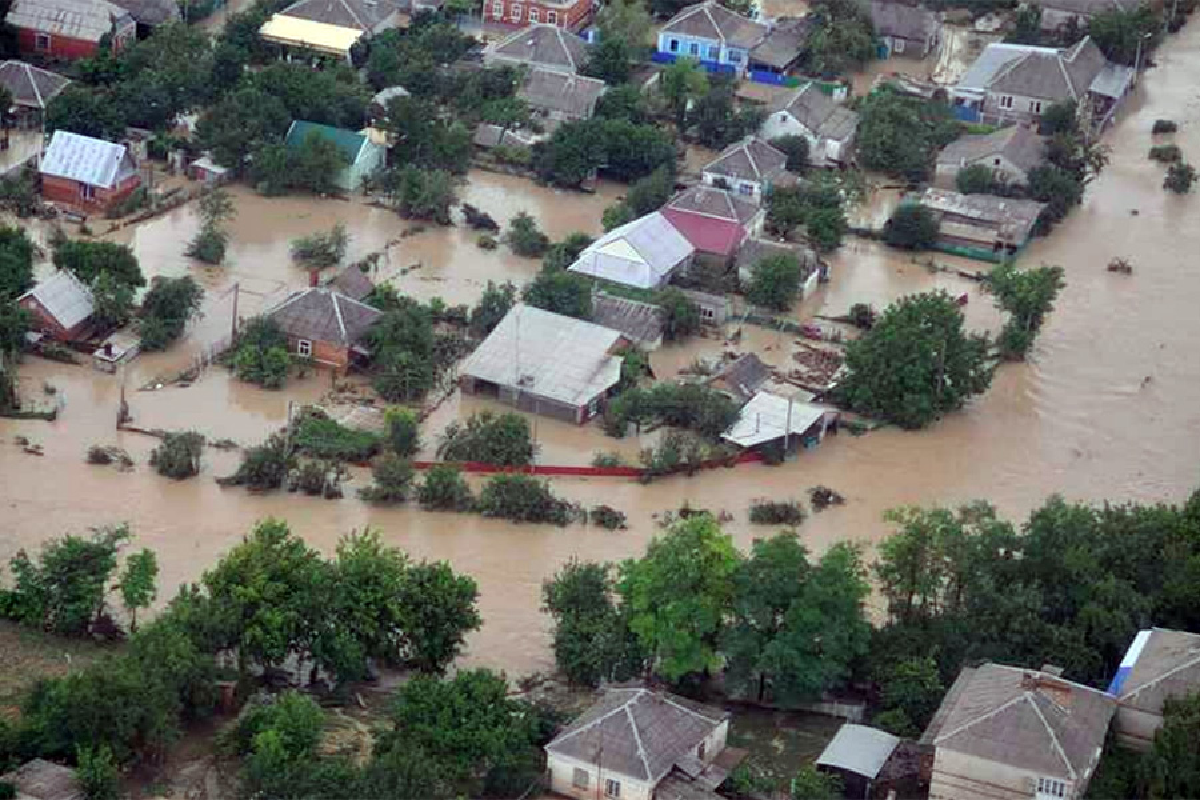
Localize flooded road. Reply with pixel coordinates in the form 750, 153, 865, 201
5, 33, 1200, 677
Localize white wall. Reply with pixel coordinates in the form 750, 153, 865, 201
547, 753, 654, 800
759, 110, 811, 145
701, 170, 763, 202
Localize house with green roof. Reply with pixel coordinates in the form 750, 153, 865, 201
284, 120, 386, 193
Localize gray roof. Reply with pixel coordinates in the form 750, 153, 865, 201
328, 265, 374, 301
276, 0, 399, 30
722, 391, 827, 447
518, 67, 606, 119
569, 211, 694, 289
816, 724, 901, 780
772, 83, 859, 142
17, 270, 94, 330
735, 237, 815, 278
936, 125, 1046, 175
40, 131, 135, 189
264, 287, 381, 346
547, 687, 727, 784
660, 0, 767, 49
0, 760, 83, 800
870, 0, 938, 44
1090, 61, 1134, 98
489, 24, 590, 74
709, 353, 770, 404
1113, 628, 1200, 716
922, 664, 1116, 782
461, 305, 623, 407
0, 61, 70, 110
958, 37, 1109, 102
591, 291, 665, 348
5, 0, 131, 42
704, 137, 788, 184
919, 187, 1045, 240
749, 16, 809, 68
108, 0, 178, 25
666, 185, 759, 225
472, 123, 541, 149
1026, 0, 1131, 15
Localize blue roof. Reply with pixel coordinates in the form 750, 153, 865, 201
283, 120, 367, 162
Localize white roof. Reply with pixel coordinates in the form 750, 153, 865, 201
259, 13, 364, 56
568, 212, 694, 290
461, 305, 623, 407
18, 270, 94, 329
40, 130, 134, 189
722, 390, 827, 448
816, 724, 900, 780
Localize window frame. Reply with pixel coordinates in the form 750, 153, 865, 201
668, 38, 679, 52
572, 767, 590, 790
510, 2, 522, 20
79, 183, 95, 201
688, 41, 700, 56
297, 339, 313, 357
528, 6, 537, 21
491, 1, 502, 16
547, 9, 556, 23
34, 32, 50, 51
604, 778, 621, 798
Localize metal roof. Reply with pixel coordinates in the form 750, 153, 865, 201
518, 67, 606, 119
460, 305, 623, 407
955, 42, 1058, 95
284, 120, 369, 163
569, 211, 694, 290
18, 270, 94, 330
590, 291, 665, 349
722, 391, 827, 448
259, 13, 364, 55
40, 130, 134, 189
263, 287, 381, 346
816, 724, 901, 780
1090, 61, 1133, 98
273, 0, 399, 30
0, 60, 70, 110
5, 0, 130, 42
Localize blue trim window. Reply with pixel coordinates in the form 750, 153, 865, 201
668, 38, 679, 52
708, 45, 720, 60
727, 49, 742, 63
689, 42, 700, 56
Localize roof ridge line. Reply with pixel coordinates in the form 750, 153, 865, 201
625, 702, 653, 781
1026, 693, 1077, 780
332, 292, 348, 342
24, 63, 44, 108
933, 693, 1026, 745
1121, 652, 1200, 700
659, 694, 723, 723
546, 690, 643, 750
338, 0, 366, 29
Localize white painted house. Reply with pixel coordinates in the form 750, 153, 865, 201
759, 82, 859, 164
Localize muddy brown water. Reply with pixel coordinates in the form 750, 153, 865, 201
5, 34, 1200, 677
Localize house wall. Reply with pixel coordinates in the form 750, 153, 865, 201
348, 141, 387, 193
655, 31, 750, 72
759, 112, 852, 163
17, 295, 89, 341
459, 376, 591, 424
286, 334, 350, 372
547, 753, 654, 800
16, 20, 134, 60
935, 154, 1030, 187
1113, 705, 1162, 753
41, 173, 141, 213
881, 33, 934, 58
483, 0, 592, 30
929, 749, 1077, 800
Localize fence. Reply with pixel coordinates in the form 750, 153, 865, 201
408, 449, 766, 478
649, 51, 738, 76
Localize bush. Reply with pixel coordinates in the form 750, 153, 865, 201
590, 505, 628, 529
523, 269, 593, 319
222, 434, 295, 490
185, 223, 227, 265
77, 744, 120, 800
290, 223, 349, 269
591, 451, 625, 468
604, 382, 740, 440
476, 234, 498, 250
357, 453, 415, 503
1164, 162, 1197, 194
771, 135, 809, 172
86, 445, 113, 464
385, 407, 421, 457
139, 276, 204, 352
1149, 144, 1183, 162
848, 302, 876, 329
231, 317, 291, 388
477, 474, 579, 526
437, 411, 535, 466
504, 212, 550, 257
748, 499, 807, 525
292, 410, 381, 462
656, 287, 702, 341
883, 204, 940, 250
417, 464, 474, 511
638, 430, 711, 481
149, 431, 205, 479
955, 163, 998, 195
745, 253, 802, 311
0, 782, 14, 800
469, 281, 517, 338
1153, 119, 1178, 134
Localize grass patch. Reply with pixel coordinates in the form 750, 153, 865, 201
0, 620, 112, 709
727, 706, 843, 785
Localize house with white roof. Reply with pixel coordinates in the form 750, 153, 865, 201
568, 211, 694, 290
39, 130, 140, 213
259, 0, 406, 61
17, 271, 95, 341
722, 390, 834, 455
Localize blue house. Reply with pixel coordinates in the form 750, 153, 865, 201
655, 1, 767, 75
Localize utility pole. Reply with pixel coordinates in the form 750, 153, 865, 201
229, 281, 239, 342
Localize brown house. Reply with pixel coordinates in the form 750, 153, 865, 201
261, 287, 381, 373
17, 270, 95, 342
39, 130, 140, 214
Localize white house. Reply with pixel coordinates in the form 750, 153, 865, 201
701, 136, 790, 204
759, 82, 859, 164
655, 0, 767, 76
935, 124, 1047, 186
568, 211, 694, 290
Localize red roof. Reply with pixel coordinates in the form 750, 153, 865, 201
661, 207, 748, 257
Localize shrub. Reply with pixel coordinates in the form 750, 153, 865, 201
955, 163, 998, 195
591, 451, 625, 468
590, 505, 628, 529
357, 453, 415, 504
290, 223, 349, 269
848, 302, 876, 329
1164, 162, 1197, 194
748, 499, 807, 525
770, 135, 809, 172
1149, 144, 1182, 162
476, 234, 498, 250
139, 276, 204, 352
87, 445, 113, 464
656, 287, 702, 341
638, 430, 710, 481
1152, 119, 1178, 134
504, 212, 550, 257
477, 474, 579, 525
292, 410, 380, 462
745, 253, 802, 311
222, 434, 294, 490
0, 782, 15, 800
437, 411, 535, 466
77, 744, 120, 800
149, 431, 205, 479
185, 223, 227, 265
604, 382, 739, 440
385, 407, 421, 457
231, 317, 291, 388
884, 204, 940, 250
417, 464, 474, 511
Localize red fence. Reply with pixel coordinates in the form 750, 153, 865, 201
410, 450, 765, 478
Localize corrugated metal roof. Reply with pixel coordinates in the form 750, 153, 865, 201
460, 305, 622, 407
816, 724, 900, 780
569, 211, 693, 289
40, 130, 133, 189
18, 270, 94, 329
722, 391, 827, 448
590, 292, 665, 349
284, 120, 368, 162
5, 0, 130, 42
259, 14, 364, 55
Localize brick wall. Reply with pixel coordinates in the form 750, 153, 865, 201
42, 173, 141, 214
483, 0, 592, 31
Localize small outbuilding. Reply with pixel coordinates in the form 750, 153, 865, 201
261, 286, 382, 373
816, 723, 901, 799
569, 211, 694, 290
283, 120, 386, 194
735, 237, 820, 300
17, 270, 95, 342
40, 130, 140, 214
917, 187, 1046, 258
722, 390, 833, 454
707, 353, 770, 404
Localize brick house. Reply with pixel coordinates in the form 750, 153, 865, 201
17, 271, 96, 342
261, 287, 382, 373
40, 130, 141, 214
483, 0, 592, 34
5, 0, 135, 61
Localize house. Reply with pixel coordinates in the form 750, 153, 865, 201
950, 37, 1134, 128
259, 0, 405, 61
0, 759, 83, 800
17, 271, 95, 342
922, 664, 1116, 800
701, 137, 789, 204
655, 1, 767, 76
1024, 0, 1133, 32
6, 0, 134, 60
0, 61, 70, 128
483, 0, 592, 31
262, 287, 382, 372
708, 353, 770, 404
40, 130, 141, 214
545, 686, 741, 800
283, 121, 386, 194
815, 724, 902, 800
590, 291, 665, 350
722, 390, 833, 454
917, 187, 1046, 257
871, 0, 940, 58
187, 154, 230, 185
327, 265, 375, 301
1109, 628, 1200, 752
661, 186, 762, 264
935, 124, 1047, 187
735, 238, 820, 299
747, 16, 810, 75
518, 67, 606, 123
759, 82, 859, 164
460, 305, 625, 424
569, 211, 694, 290
485, 24, 590, 74
473, 123, 542, 152
108, 0, 178, 35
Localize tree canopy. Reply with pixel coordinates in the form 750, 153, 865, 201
857, 91, 962, 181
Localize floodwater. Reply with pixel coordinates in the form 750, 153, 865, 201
5, 30, 1200, 677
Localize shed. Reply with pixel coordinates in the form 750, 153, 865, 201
816, 724, 901, 789
917, 187, 1046, 256
187, 154, 229, 184
283, 120, 386, 193
40, 130, 140, 212
722, 390, 831, 451
569, 211, 694, 290
0, 759, 83, 800
16, 270, 95, 341
708, 353, 770, 404
591, 291, 666, 350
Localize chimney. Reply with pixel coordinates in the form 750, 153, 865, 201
1022, 671, 1073, 707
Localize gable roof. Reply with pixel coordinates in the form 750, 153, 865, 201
922, 664, 1116, 782
870, 0, 939, 44
662, 186, 759, 257
264, 287, 382, 346
17, 271, 94, 330
490, 24, 590, 74
108, 0, 178, 25
937, 125, 1047, 175
569, 211, 694, 289
749, 16, 810, 68
722, 391, 827, 447
546, 687, 727, 784
518, 67, 606, 119
284, 120, 369, 163
919, 188, 1046, 240
709, 353, 770, 404
274, 0, 398, 30
735, 237, 815, 279
5, 0, 130, 42
1110, 628, 1200, 715
328, 265, 374, 301
704, 137, 788, 184
959, 37, 1110, 103
40, 131, 135, 189
591, 291, 665, 348
460, 305, 623, 407
0, 61, 70, 110
660, 0, 767, 49
771, 82, 859, 142
1027, 0, 1131, 15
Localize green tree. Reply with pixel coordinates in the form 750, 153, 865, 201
293, 131, 352, 195
1089, 4, 1161, 66
745, 253, 802, 311
0, 303, 32, 358
857, 91, 961, 181
987, 262, 1065, 360
504, 212, 551, 257
873, 656, 944, 737
290, 223, 349, 270
595, 0, 652, 46
357, 452, 416, 504
45, 86, 126, 140
656, 287, 701, 341
393, 560, 481, 673
883, 204, 940, 250
771, 135, 809, 172
187, 187, 236, 265
804, 0, 875, 76
417, 464, 474, 511
53, 241, 144, 288
252, 62, 369, 129
437, 411, 535, 466
543, 560, 644, 686
836, 291, 994, 428
790, 765, 842, 800
619, 515, 740, 682
385, 407, 421, 457
118, 549, 158, 633
522, 269, 593, 319
382, 166, 458, 224
77, 744, 119, 800
542, 232, 595, 272
468, 280, 517, 337
196, 86, 291, 173
623, 164, 677, 217
1164, 161, 1197, 194
89, 270, 136, 330
584, 37, 636, 85
659, 58, 708, 130
1028, 164, 1084, 226
1006, 4, 1043, 44
1038, 100, 1078, 135
689, 80, 764, 149
955, 163, 999, 194
0, 225, 34, 300
139, 276, 204, 351
806, 206, 848, 252
1137, 692, 1200, 798
595, 83, 650, 124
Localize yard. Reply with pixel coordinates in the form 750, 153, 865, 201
727, 705, 845, 786
0, 620, 114, 713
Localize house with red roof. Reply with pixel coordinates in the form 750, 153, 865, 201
660, 185, 763, 266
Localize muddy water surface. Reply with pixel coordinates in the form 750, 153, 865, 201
4, 37, 1200, 676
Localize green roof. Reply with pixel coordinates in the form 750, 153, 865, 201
284, 120, 366, 162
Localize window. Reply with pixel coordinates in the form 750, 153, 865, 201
604, 779, 621, 798
738, 183, 754, 196
547, 9, 556, 23
34, 32, 50, 51
689, 42, 700, 56
993, 158, 1001, 166
79, 184, 95, 201
668, 37, 679, 52
510, 3, 521, 20
999, 95, 1013, 109
528, 6, 537, 21
727, 49, 742, 63
698, 741, 707, 761
491, 1, 502, 16
700, 306, 715, 320
572, 768, 590, 789
1031, 100, 1043, 113
297, 339, 313, 357
1037, 777, 1066, 798
707, 44, 719, 60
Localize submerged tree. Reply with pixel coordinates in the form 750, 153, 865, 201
186, 187, 236, 265
986, 262, 1065, 360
